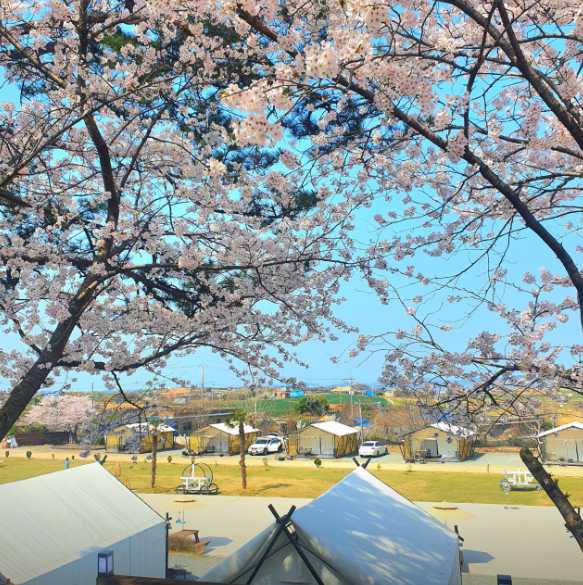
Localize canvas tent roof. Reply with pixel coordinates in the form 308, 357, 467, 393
0, 463, 164, 585
430, 422, 475, 437
121, 422, 175, 432
202, 466, 461, 585
309, 420, 359, 436
209, 422, 259, 436
537, 421, 583, 438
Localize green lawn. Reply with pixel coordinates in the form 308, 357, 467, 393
1, 457, 582, 506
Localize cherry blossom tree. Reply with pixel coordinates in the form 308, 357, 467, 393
21, 394, 96, 438
218, 0, 583, 549
0, 1, 365, 440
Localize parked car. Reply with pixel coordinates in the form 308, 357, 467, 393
248, 435, 284, 456
358, 441, 388, 458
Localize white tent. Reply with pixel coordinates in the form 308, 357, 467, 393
0, 463, 166, 585
203, 467, 461, 585
298, 421, 359, 458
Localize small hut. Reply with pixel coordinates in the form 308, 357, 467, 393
298, 421, 359, 458
401, 422, 475, 462
537, 421, 583, 464
105, 423, 175, 453
187, 422, 259, 455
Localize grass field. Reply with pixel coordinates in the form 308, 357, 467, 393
1, 457, 582, 506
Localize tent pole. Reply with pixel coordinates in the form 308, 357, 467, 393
244, 506, 296, 585
269, 505, 325, 585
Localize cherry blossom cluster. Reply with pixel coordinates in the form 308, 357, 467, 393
0, 0, 367, 437
220, 0, 583, 416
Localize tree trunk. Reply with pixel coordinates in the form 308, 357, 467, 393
239, 420, 247, 490
0, 277, 98, 441
151, 430, 158, 489
520, 447, 583, 553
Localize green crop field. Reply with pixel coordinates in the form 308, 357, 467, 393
217, 392, 387, 417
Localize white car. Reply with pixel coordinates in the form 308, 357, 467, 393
248, 436, 284, 456
359, 441, 388, 458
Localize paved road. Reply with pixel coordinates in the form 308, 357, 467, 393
7, 445, 583, 477
141, 493, 583, 583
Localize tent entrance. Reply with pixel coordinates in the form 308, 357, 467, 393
243, 505, 325, 585
422, 438, 439, 457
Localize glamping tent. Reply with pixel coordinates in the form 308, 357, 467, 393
202, 466, 462, 585
105, 422, 175, 453
0, 464, 166, 585
298, 421, 359, 458
401, 422, 475, 461
187, 422, 259, 455
537, 421, 583, 464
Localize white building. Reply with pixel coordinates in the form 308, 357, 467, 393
0, 463, 166, 585
203, 466, 462, 585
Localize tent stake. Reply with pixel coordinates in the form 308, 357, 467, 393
244, 506, 296, 585
269, 505, 325, 585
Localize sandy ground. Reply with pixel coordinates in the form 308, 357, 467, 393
7, 444, 583, 477
140, 493, 583, 583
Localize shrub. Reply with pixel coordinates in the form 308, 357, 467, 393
71, 455, 75, 460
26, 450, 32, 459
167, 455, 173, 464
314, 457, 322, 469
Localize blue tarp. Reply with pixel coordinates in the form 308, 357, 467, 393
289, 390, 305, 398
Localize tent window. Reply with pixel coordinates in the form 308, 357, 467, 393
98, 551, 114, 576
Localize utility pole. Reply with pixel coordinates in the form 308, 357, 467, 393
346, 377, 355, 419
200, 365, 205, 407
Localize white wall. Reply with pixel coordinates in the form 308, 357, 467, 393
207, 430, 230, 453
23, 524, 166, 585
300, 430, 335, 457
545, 437, 583, 462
